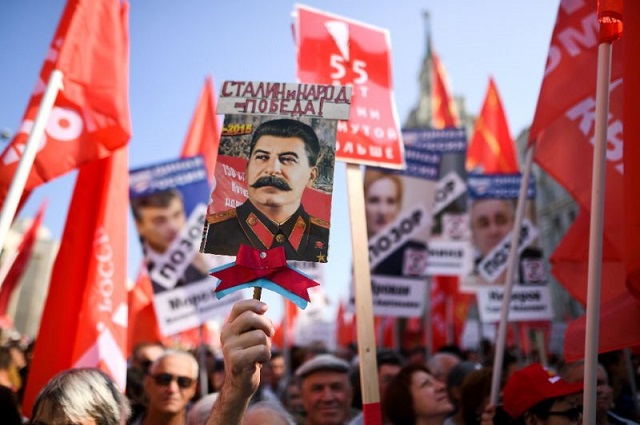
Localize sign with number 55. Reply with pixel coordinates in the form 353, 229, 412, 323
294, 4, 405, 169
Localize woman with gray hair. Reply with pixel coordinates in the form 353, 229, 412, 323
30, 368, 130, 425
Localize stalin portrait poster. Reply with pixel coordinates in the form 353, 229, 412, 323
200, 81, 351, 263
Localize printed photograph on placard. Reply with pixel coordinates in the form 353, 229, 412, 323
462, 173, 546, 290
201, 114, 337, 263
129, 156, 241, 335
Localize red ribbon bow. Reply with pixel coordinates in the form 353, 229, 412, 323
212, 245, 319, 302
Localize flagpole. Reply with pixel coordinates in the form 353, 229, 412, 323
0, 70, 63, 250
582, 41, 613, 425
489, 144, 534, 406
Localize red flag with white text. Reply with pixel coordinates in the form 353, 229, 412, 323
23, 148, 129, 414
531, 0, 625, 305
294, 4, 404, 168
466, 77, 519, 173
564, 0, 640, 359
0, 202, 46, 315
0, 0, 130, 203
431, 46, 460, 129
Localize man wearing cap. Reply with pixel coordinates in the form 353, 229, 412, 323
500, 363, 584, 424
296, 353, 354, 425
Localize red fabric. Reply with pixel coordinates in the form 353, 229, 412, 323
180, 76, 221, 179
126, 266, 162, 356
466, 77, 519, 173
0, 202, 46, 314
531, 0, 625, 297
564, 294, 640, 362
0, 0, 130, 203
430, 45, 460, 129
624, 0, 640, 300
550, 212, 626, 305
273, 300, 298, 349
212, 245, 319, 302
335, 301, 352, 347
23, 147, 129, 415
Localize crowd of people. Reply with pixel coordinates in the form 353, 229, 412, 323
0, 298, 639, 424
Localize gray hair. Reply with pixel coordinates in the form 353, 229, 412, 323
31, 368, 130, 425
245, 401, 296, 425
150, 349, 199, 379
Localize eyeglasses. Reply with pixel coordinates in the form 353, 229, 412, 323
547, 406, 583, 422
151, 373, 195, 389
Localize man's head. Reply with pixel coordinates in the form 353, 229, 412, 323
144, 350, 198, 417
131, 189, 186, 254
376, 350, 405, 400
131, 341, 165, 374
31, 368, 130, 425
563, 361, 611, 416
295, 354, 353, 425
427, 352, 461, 383
246, 119, 320, 219
470, 199, 515, 257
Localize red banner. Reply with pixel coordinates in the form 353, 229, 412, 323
431, 45, 460, 129
531, 0, 625, 300
466, 77, 519, 173
180, 76, 221, 179
23, 147, 129, 414
0, 0, 131, 203
295, 5, 404, 169
0, 202, 46, 315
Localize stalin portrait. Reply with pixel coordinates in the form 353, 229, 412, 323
201, 118, 330, 262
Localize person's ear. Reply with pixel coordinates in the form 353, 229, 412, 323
308, 167, 318, 185
523, 411, 537, 425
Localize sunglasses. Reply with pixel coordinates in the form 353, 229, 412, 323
547, 406, 583, 422
151, 373, 195, 389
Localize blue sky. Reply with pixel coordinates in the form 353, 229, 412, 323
0, 0, 560, 321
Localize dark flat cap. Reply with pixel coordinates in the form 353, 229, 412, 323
295, 354, 350, 379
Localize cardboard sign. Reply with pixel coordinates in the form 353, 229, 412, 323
201, 81, 350, 264
295, 5, 404, 168
476, 286, 554, 322
129, 156, 240, 335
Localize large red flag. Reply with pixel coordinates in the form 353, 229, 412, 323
430, 45, 460, 129
466, 77, 519, 173
180, 76, 221, 178
564, 0, 640, 360
23, 147, 129, 414
126, 266, 162, 356
0, 202, 46, 315
531, 0, 625, 305
0, 0, 130, 202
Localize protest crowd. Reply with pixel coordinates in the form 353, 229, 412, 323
0, 307, 639, 424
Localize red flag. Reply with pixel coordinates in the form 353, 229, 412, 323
273, 299, 298, 349
0, 202, 46, 314
623, 0, 640, 300
430, 45, 460, 129
180, 76, 221, 178
126, 266, 162, 356
23, 147, 129, 414
335, 300, 352, 348
466, 77, 519, 173
531, 0, 626, 303
0, 0, 131, 202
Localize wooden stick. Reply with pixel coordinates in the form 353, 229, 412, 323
346, 163, 381, 424
253, 287, 262, 300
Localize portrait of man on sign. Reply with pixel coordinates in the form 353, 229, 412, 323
201, 116, 335, 263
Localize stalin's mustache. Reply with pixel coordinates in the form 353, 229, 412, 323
250, 175, 292, 191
